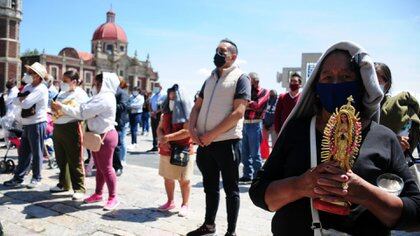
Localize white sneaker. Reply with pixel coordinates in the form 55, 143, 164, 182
72, 192, 85, 201
50, 185, 68, 193
26, 179, 41, 189
121, 160, 127, 166
127, 144, 135, 150
178, 205, 189, 217
85, 166, 93, 176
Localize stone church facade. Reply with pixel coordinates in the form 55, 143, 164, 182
0, 0, 22, 90
19, 9, 159, 93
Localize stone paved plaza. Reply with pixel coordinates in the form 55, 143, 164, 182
0, 134, 273, 236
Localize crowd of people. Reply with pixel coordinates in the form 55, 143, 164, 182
0, 38, 419, 236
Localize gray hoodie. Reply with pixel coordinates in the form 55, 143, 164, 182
61, 72, 119, 134
280, 41, 384, 136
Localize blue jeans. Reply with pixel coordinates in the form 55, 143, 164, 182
141, 112, 150, 133
129, 113, 141, 144
14, 122, 47, 182
118, 125, 127, 161
241, 122, 262, 179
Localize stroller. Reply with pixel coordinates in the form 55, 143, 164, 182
0, 109, 57, 173
0, 114, 22, 173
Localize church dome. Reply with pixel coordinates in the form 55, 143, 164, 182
92, 10, 127, 43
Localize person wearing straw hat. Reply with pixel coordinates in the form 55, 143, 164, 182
4, 62, 49, 189
249, 41, 420, 235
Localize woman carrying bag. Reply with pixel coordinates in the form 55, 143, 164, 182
52, 72, 120, 211
50, 70, 88, 200
157, 84, 194, 217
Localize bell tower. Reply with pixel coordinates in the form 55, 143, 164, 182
0, 0, 22, 89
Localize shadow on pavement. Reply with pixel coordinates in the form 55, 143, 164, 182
22, 200, 103, 219
127, 151, 151, 155
192, 181, 250, 193
1, 190, 70, 204
102, 207, 176, 223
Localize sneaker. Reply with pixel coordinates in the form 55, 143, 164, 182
26, 179, 41, 189
72, 192, 85, 201
3, 178, 23, 187
158, 201, 175, 212
127, 144, 137, 151
186, 224, 216, 236
147, 147, 158, 152
50, 185, 68, 193
178, 204, 189, 217
225, 232, 237, 236
121, 160, 127, 166
115, 168, 123, 177
83, 194, 103, 203
238, 176, 253, 184
103, 197, 120, 211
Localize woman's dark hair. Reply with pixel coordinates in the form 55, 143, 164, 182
95, 73, 103, 83
290, 73, 302, 84
63, 70, 81, 85
374, 62, 392, 93
167, 84, 178, 94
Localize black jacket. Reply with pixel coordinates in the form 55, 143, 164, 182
115, 87, 129, 130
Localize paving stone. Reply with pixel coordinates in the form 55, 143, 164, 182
0, 135, 273, 235
1, 219, 38, 236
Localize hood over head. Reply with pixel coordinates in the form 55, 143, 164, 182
98, 72, 120, 95
280, 41, 383, 136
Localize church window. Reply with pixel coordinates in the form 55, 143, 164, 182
11, 0, 17, 9
106, 44, 113, 54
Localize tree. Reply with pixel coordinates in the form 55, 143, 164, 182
21, 48, 40, 56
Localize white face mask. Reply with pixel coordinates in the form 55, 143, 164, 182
60, 82, 70, 92
23, 74, 33, 84
379, 84, 386, 93
91, 87, 98, 96
152, 87, 161, 94
133, 91, 139, 96
169, 100, 175, 111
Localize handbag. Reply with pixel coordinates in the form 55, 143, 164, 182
170, 144, 190, 167
21, 104, 36, 118
83, 131, 108, 152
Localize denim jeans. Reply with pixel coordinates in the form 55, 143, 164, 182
118, 125, 127, 161
141, 112, 150, 133
14, 122, 47, 182
241, 122, 263, 179
129, 113, 141, 144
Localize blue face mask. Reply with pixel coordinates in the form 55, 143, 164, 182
315, 81, 363, 113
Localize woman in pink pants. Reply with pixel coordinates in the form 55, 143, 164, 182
53, 72, 120, 210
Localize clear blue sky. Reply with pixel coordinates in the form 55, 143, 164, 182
21, 0, 420, 97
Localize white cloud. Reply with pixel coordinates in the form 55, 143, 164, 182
197, 68, 212, 77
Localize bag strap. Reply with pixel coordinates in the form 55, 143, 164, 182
100, 131, 108, 144
310, 116, 323, 236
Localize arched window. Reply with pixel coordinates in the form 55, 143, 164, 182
11, 0, 17, 9
106, 44, 113, 54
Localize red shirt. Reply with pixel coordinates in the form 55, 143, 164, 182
274, 92, 300, 133
245, 86, 269, 120
158, 113, 193, 156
